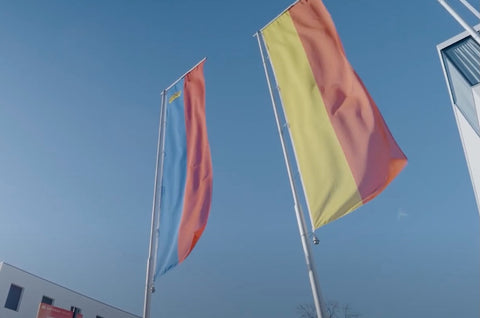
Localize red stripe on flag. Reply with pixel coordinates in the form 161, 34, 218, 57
289, 0, 407, 202
177, 61, 213, 263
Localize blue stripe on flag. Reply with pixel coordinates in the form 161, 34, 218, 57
155, 80, 188, 278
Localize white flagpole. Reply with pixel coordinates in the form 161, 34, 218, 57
143, 90, 168, 318
164, 58, 207, 92
458, 0, 480, 19
258, 0, 299, 33
438, 0, 480, 45
255, 32, 326, 318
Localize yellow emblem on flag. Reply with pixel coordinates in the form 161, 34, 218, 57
169, 91, 182, 104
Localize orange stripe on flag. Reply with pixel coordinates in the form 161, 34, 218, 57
177, 61, 213, 263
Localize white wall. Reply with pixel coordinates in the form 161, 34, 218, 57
0, 262, 140, 318
452, 88, 480, 215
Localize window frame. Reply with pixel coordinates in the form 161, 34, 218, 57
41, 295, 54, 305
4, 283, 24, 312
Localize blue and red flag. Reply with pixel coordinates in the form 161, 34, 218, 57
154, 60, 213, 278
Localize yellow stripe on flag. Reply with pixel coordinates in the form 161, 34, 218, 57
262, 12, 363, 228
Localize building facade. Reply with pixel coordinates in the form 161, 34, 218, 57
0, 262, 140, 318
438, 25, 480, 216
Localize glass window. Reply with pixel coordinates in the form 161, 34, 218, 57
71, 306, 82, 317
41, 296, 54, 305
443, 36, 480, 86
442, 35, 480, 137
4, 284, 23, 311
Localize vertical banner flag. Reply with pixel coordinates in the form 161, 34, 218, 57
154, 60, 213, 277
261, 0, 407, 229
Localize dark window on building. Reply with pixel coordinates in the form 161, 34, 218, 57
71, 306, 82, 317
4, 284, 23, 311
443, 36, 480, 86
41, 296, 54, 305
96, 316, 104, 318
442, 36, 480, 137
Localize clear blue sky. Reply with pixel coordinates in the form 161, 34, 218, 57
0, 0, 478, 317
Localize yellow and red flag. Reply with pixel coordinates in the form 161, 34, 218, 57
261, 0, 407, 228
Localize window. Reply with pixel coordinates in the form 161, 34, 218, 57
442, 35, 480, 137
71, 306, 82, 317
4, 284, 23, 311
41, 296, 54, 305
443, 36, 480, 86
96, 316, 104, 318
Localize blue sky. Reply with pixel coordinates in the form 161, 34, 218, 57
0, 0, 479, 317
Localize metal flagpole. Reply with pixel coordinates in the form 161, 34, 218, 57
458, 0, 480, 19
164, 57, 207, 92
143, 90, 168, 318
438, 0, 480, 45
259, 0, 300, 33
255, 31, 326, 318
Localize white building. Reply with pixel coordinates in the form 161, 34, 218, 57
0, 261, 140, 318
437, 24, 480, 215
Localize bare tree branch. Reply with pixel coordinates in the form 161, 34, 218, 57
296, 304, 316, 318
296, 301, 362, 318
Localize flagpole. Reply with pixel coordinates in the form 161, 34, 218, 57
258, 0, 300, 33
458, 0, 480, 19
255, 32, 326, 318
143, 90, 168, 318
438, 0, 480, 45
164, 57, 207, 92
